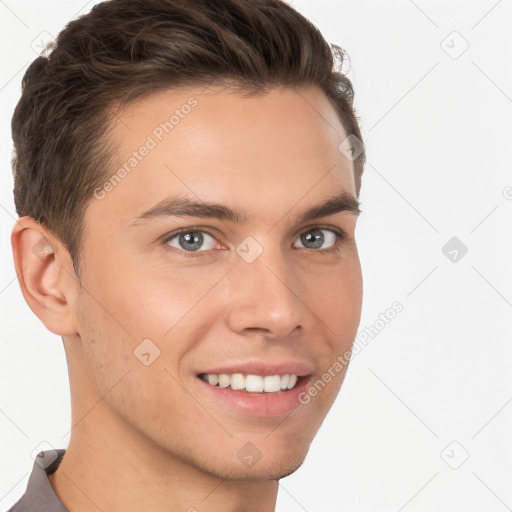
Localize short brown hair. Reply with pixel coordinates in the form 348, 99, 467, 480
11, 0, 365, 280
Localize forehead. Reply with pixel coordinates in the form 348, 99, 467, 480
88, 85, 356, 228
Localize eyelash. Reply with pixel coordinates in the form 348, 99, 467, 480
160, 225, 347, 258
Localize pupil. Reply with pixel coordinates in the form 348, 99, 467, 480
303, 230, 323, 249
180, 232, 203, 251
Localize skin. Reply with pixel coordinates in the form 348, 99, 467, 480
11, 85, 363, 512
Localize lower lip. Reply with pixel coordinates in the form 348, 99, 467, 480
197, 376, 311, 417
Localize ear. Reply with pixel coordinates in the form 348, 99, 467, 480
11, 216, 79, 336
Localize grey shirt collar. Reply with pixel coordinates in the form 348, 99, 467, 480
8, 449, 68, 512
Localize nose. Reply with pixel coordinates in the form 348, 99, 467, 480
224, 245, 307, 340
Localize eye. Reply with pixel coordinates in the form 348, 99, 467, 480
293, 227, 343, 251
163, 229, 220, 253
161, 226, 346, 257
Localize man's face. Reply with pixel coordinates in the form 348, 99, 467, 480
72, 85, 362, 479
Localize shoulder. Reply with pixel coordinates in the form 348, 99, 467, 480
5, 449, 68, 512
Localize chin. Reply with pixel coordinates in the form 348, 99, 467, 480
178, 436, 312, 482
230, 435, 312, 481
219, 450, 309, 481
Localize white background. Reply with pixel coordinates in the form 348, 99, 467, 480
1, 1, 511, 511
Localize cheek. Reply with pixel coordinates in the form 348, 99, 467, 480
312, 260, 363, 343
75, 290, 181, 420
75, 291, 132, 389
74, 259, 228, 390
93, 253, 229, 340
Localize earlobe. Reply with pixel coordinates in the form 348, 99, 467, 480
11, 216, 79, 336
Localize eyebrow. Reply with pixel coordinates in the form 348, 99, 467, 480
129, 190, 361, 226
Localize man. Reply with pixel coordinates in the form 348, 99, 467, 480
8, 0, 365, 510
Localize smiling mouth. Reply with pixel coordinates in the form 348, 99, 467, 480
198, 373, 303, 393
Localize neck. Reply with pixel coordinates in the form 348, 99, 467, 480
49, 401, 279, 512
49, 339, 279, 512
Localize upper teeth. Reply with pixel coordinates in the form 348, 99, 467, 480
201, 373, 298, 393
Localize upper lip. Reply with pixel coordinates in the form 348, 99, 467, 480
197, 361, 314, 377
